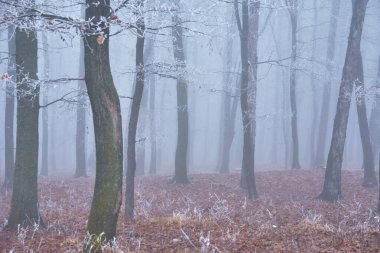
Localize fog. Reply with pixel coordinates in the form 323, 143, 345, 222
1, 0, 379, 176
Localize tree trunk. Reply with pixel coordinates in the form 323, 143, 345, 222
40, 32, 49, 177
318, 0, 369, 201
308, 0, 318, 168
84, 0, 123, 246
355, 55, 377, 187
6, 24, 42, 228
235, 0, 259, 199
40, 95, 48, 177
75, 3, 87, 178
3, 25, 16, 191
125, 5, 145, 220
219, 19, 234, 174
132, 34, 155, 177
149, 62, 157, 175
172, 4, 189, 184
288, 1, 300, 169
220, 84, 239, 174
315, 0, 341, 168
369, 57, 380, 165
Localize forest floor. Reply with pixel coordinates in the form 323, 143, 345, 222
1, 169, 380, 252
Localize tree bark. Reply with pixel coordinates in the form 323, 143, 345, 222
6, 23, 43, 228
315, 0, 341, 168
288, 0, 300, 169
84, 0, 123, 246
3, 25, 16, 191
318, 0, 369, 201
172, 2, 190, 184
125, 3, 145, 220
75, 3, 87, 178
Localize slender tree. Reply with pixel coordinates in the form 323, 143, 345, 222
356, 51, 377, 187
3, 25, 16, 191
172, 0, 190, 184
234, 0, 259, 199
125, 0, 145, 220
315, 0, 341, 168
40, 31, 49, 177
369, 57, 380, 164
219, 10, 239, 174
318, 0, 369, 201
149, 75, 157, 175
308, 0, 318, 168
75, 4, 87, 178
287, 0, 300, 169
83, 0, 123, 246
6, 12, 43, 228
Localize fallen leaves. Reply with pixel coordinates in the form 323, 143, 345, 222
0, 170, 379, 252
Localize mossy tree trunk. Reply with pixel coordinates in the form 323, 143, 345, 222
125, 2, 145, 220
318, 0, 369, 201
3, 25, 16, 191
172, 1, 189, 184
84, 0, 123, 246
6, 23, 42, 228
315, 0, 341, 168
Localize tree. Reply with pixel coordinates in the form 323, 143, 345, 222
6, 13, 43, 228
219, 9, 239, 174
234, 0, 259, 199
318, 0, 369, 201
315, 0, 341, 168
308, 0, 318, 168
3, 25, 16, 191
149, 76, 157, 175
125, 0, 145, 220
287, 0, 300, 169
355, 48, 377, 187
136, 35, 156, 176
40, 29, 49, 177
172, 0, 190, 184
75, 4, 87, 178
369, 57, 380, 164
83, 0, 123, 247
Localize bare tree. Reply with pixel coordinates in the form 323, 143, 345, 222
234, 0, 259, 199
315, 0, 341, 168
6, 10, 43, 228
74, 4, 87, 178
125, 0, 145, 220
84, 0, 123, 246
318, 0, 369, 201
3, 25, 16, 191
40, 28, 49, 177
356, 48, 377, 187
287, 0, 300, 169
172, 0, 189, 184
369, 57, 380, 165
219, 9, 239, 174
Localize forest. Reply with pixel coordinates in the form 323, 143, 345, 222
1, 0, 380, 252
